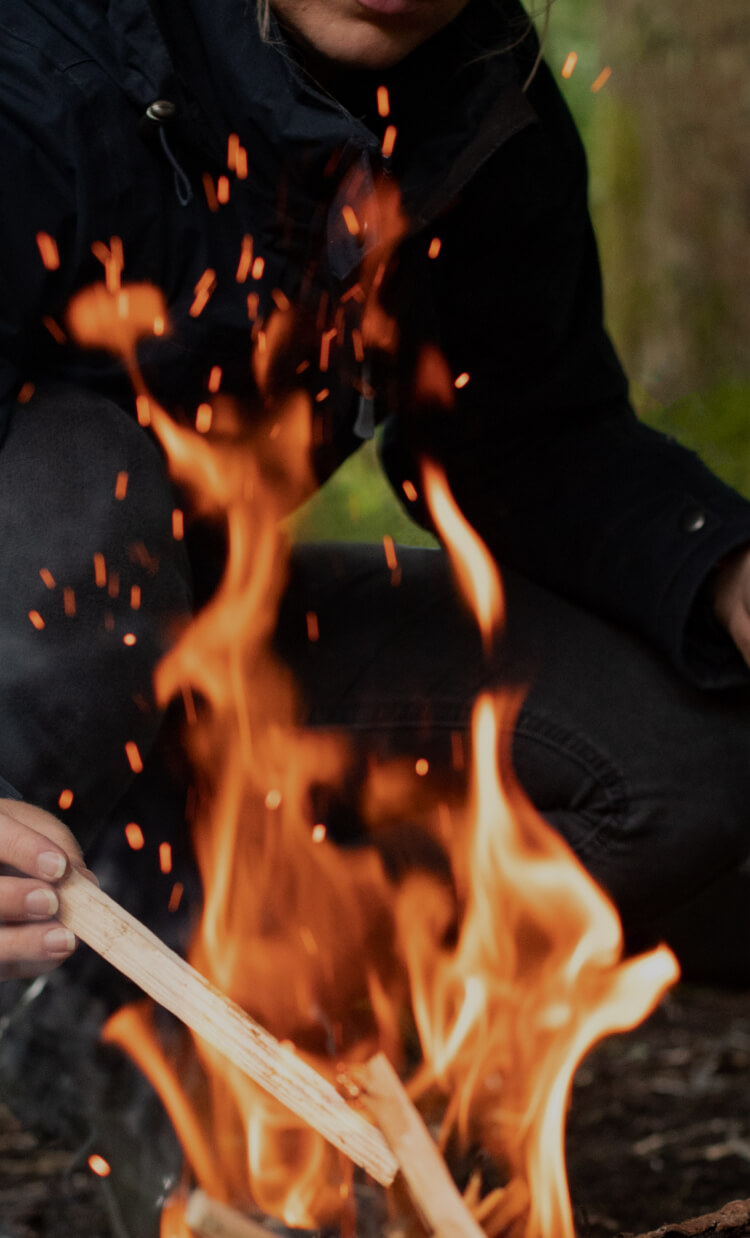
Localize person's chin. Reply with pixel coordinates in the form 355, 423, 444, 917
306, 23, 425, 69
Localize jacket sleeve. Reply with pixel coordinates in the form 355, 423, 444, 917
0, 53, 194, 839
380, 60, 750, 688
0, 26, 101, 422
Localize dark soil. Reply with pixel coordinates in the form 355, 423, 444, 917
2, 985, 750, 1238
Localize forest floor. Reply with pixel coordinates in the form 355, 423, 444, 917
2, 984, 750, 1238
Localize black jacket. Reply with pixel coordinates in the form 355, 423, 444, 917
2, 0, 750, 692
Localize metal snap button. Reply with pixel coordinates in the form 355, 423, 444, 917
680, 507, 707, 533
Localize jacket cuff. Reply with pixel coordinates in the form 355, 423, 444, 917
0, 776, 22, 801
658, 512, 750, 687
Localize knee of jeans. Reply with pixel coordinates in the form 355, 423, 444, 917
0, 380, 194, 829
511, 707, 631, 861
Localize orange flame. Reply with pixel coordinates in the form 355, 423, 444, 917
69, 212, 677, 1238
421, 461, 504, 651
407, 466, 679, 1238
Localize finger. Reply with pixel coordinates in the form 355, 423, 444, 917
0, 811, 70, 882
727, 612, 750, 669
0, 921, 76, 966
0, 959, 68, 981
0, 876, 59, 922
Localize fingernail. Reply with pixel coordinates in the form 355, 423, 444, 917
25, 888, 59, 918
38, 852, 66, 880
44, 927, 75, 955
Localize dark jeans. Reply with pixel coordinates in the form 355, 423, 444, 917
276, 543, 750, 974
2, 382, 750, 979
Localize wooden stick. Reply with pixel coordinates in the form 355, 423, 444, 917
347, 1052, 485, 1238
57, 868, 397, 1186
624, 1198, 750, 1238
185, 1189, 270, 1238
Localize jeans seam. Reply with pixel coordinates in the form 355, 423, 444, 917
513, 708, 632, 857
307, 698, 631, 857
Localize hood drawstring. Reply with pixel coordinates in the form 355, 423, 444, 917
138, 100, 194, 207
158, 126, 194, 207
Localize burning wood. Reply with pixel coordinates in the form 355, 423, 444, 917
56, 867, 398, 1187
185, 1189, 272, 1238
626, 1198, 750, 1238
348, 1052, 486, 1238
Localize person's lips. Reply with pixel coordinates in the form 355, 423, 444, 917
355, 0, 427, 17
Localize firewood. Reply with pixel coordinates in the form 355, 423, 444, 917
185, 1189, 270, 1238
57, 868, 397, 1186
624, 1197, 750, 1238
347, 1052, 486, 1238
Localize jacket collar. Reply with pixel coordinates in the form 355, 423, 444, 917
140, 0, 537, 226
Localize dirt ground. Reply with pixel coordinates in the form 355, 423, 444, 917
2, 984, 750, 1238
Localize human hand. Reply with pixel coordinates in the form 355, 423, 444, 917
0, 798, 94, 980
714, 545, 750, 668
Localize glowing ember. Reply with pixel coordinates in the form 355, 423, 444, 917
237, 236, 253, 283
123, 633, 137, 646
172, 509, 185, 540
376, 85, 390, 117
28, 610, 45, 631
381, 125, 397, 158
115, 471, 129, 500
88, 1154, 111, 1178
341, 205, 360, 237
591, 66, 612, 93
402, 479, 418, 502
415, 758, 429, 777
39, 568, 56, 589
382, 535, 398, 571
190, 270, 217, 318
208, 366, 223, 393
428, 237, 442, 259
196, 403, 213, 434
319, 327, 337, 371
136, 395, 152, 426
36, 232, 60, 271
58, 789, 74, 810
42, 316, 66, 344
125, 742, 143, 774
202, 174, 220, 213
168, 882, 184, 912
125, 822, 145, 850
561, 51, 578, 79
454, 371, 470, 389
159, 842, 173, 874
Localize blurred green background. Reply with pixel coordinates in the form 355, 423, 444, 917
291, 0, 750, 544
